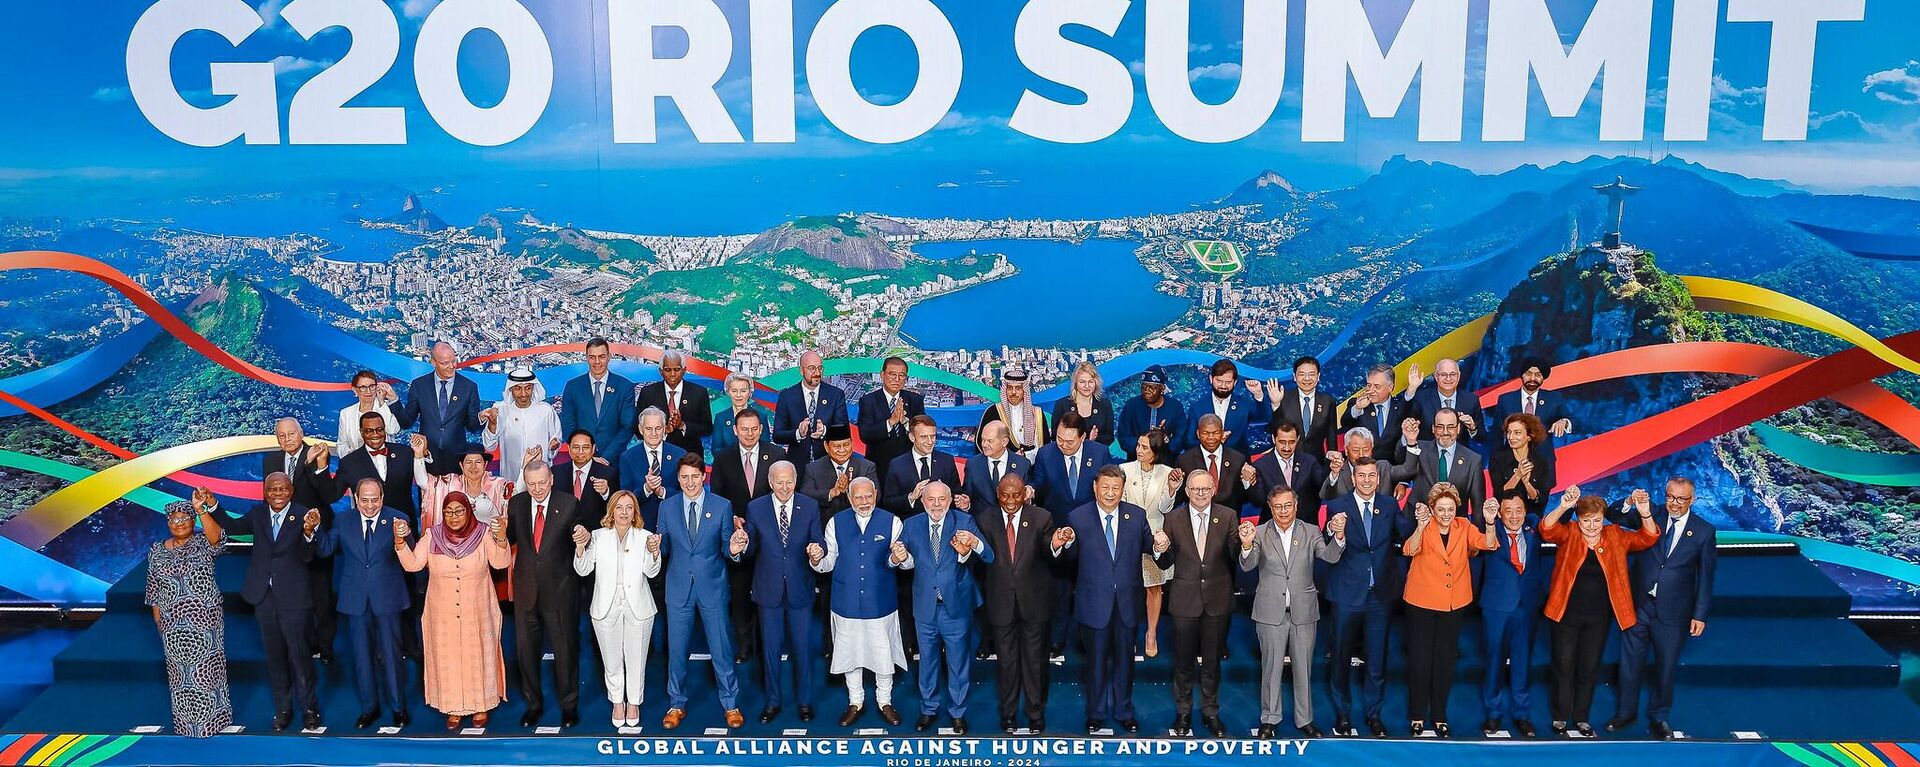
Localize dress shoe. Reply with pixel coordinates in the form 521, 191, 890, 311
521, 710, 543, 728
1119, 718, 1139, 734
446, 715, 463, 731
272, 711, 293, 732
1298, 723, 1324, 738
725, 709, 746, 729
916, 713, 937, 732
1551, 720, 1568, 736
1030, 716, 1045, 733
315, 651, 333, 665
472, 712, 488, 729
952, 718, 968, 735
1086, 719, 1105, 735
1410, 721, 1425, 738
356, 710, 381, 730
798, 706, 814, 723
393, 710, 409, 729
662, 708, 685, 730
1514, 720, 1536, 738
1256, 724, 1276, 739
1574, 722, 1595, 738
1001, 716, 1018, 734
1483, 718, 1502, 736
561, 709, 580, 729
839, 706, 862, 727
1606, 715, 1636, 732
975, 648, 992, 661
1332, 719, 1352, 737
303, 710, 323, 731
1203, 716, 1225, 738
1366, 719, 1387, 738
878, 705, 902, 727
1650, 721, 1674, 740
735, 652, 752, 664
1171, 714, 1192, 736
1434, 722, 1451, 739
760, 707, 782, 724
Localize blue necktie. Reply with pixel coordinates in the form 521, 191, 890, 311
438, 379, 449, 412
688, 500, 699, 537
271, 510, 285, 541
1066, 457, 1079, 496
1104, 512, 1116, 558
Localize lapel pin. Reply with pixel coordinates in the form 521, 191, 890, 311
873, 534, 884, 542
1123, 513, 1131, 521
1685, 530, 1694, 537
1021, 521, 1029, 528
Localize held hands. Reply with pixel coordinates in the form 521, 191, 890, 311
408, 433, 428, 455
1328, 512, 1348, 537
1166, 468, 1185, 497
806, 541, 824, 565
191, 487, 218, 514
1458, 412, 1477, 433
393, 518, 411, 543
1051, 527, 1075, 549
949, 529, 975, 556
1326, 451, 1345, 475
480, 407, 499, 430
1414, 503, 1432, 528
548, 437, 562, 453
571, 524, 589, 549
1482, 499, 1500, 525
890, 540, 909, 565
590, 477, 610, 496
1631, 488, 1651, 515
1244, 378, 1264, 402
729, 524, 749, 556
376, 381, 398, 403
524, 446, 543, 463
306, 442, 330, 467
646, 530, 663, 554
1559, 485, 1582, 509
953, 493, 972, 511
1151, 530, 1171, 554
1402, 417, 1421, 445
1237, 520, 1256, 548
302, 509, 321, 536
488, 514, 506, 543
1240, 462, 1258, 486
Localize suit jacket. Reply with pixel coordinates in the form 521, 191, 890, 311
772, 382, 849, 467
316, 507, 413, 616
1409, 383, 1488, 445
1490, 388, 1570, 455
574, 527, 661, 622
737, 493, 826, 609
855, 388, 925, 485
1338, 395, 1412, 461
1240, 520, 1342, 624
1115, 394, 1188, 457
394, 373, 482, 455
1478, 519, 1550, 614
882, 450, 962, 517
1182, 390, 1268, 454
899, 510, 992, 619
1050, 397, 1116, 447
1488, 446, 1557, 516
1540, 516, 1662, 627
962, 451, 1031, 515
1054, 501, 1161, 630
1161, 502, 1238, 618
1174, 446, 1252, 514
1029, 443, 1111, 518
616, 440, 687, 528
1248, 450, 1327, 522
223, 502, 317, 608
261, 449, 338, 518
712, 404, 776, 456
1320, 492, 1408, 607
656, 491, 733, 610
974, 504, 1055, 625
1626, 513, 1719, 624
334, 441, 418, 520
552, 457, 617, 529
710, 443, 787, 518
1270, 385, 1337, 459
505, 491, 582, 613
636, 381, 713, 455
799, 455, 878, 517
1389, 439, 1487, 515
560, 373, 638, 462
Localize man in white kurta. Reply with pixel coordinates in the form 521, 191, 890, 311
481, 367, 560, 484
812, 477, 908, 727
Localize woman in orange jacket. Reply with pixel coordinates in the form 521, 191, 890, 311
1538, 487, 1661, 737
1401, 482, 1498, 738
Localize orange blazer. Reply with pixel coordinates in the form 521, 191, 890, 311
1402, 517, 1497, 611
1539, 518, 1661, 628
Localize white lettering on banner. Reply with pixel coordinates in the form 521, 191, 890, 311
1142, 0, 1289, 143
1661, 0, 1719, 141
1009, 0, 1135, 144
749, 0, 798, 143
608, 0, 745, 143
805, 0, 964, 144
1728, 0, 1868, 141
126, 0, 278, 147
282, 0, 406, 145
1482, 0, 1653, 142
414, 0, 553, 146
1301, 0, 1467, 142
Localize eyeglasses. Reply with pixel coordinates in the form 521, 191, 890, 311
1668, 494, 1694, 502
352, 384, 377, 391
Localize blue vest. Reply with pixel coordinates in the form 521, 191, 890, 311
831, 512, 898, 620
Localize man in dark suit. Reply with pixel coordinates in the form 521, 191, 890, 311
1479, 495, 1548, 738
962, 421, 1031, 522
617, 407, 687, 529
635, 350, 713, 456
209, 477, 323, 732
1263, 356, 1337, 458
800, 424, 877, 518
315, 478, 413, 730
1317, 426, 1378, 503
1610, 478, 1717, 739
855, 356, 925, 487
1322, 457, 1406, 738
1487, 357, 1574, 454
729, 460, 826, 724
505, 461, 586, 729
1114, 364, 1188, 457
974, 474, 1054, 734
1048, 465, 1170, 735
1183, 358, 1268, 454
708, 407, 785, 662
657, 454, 745, 730
1174, 414, 1255, 514
1338, 364, 1412, 462
560, 338, 638, 469
1249, 421, 1328, 523
882, 415, 964, 517
1161, 470, 1238, 738
553, 429, 615, 527
1387, 408, 1488, 515
1405, 359, 1487, 445
393, 341, 482, 476
1028, 411, 1112, 654
268, 417, 341, 662
773, 350, 849, 467
336, 411, 417, 520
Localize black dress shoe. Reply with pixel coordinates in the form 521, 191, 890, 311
1483, 718, 1501, 736
1256, 724, 1276, 739
878, 705, 902, 726
1203, 716, 1226, 738
760, 707, 782, 724
798, 705, 814, 723
316, 651, 334, 665
1086, 719, 1105, 735
1410, 721, 1425, 738
1298, 723, 1324, 738
1514, 720, 1536, 738
1001, 716, 1018, 734
520, 710, 543, 728
1551, 720, 1568, 736
735, 652, 752, 664
272, 711, 293, 732
1574, 722, 1595, 738
915, 713, 937, 732
356, 710, 381, 730
1650, 721, 1674, 740
1606, 715, 1636, 732
392, 710, 410, 729
1030, 717, 1045, 733
1366, 719, 1387, 738
952, 718, 968, 736
839, 706, 862, 727
1119, 718, 1139, 734
975, 648, 992, 661
1332, 719, 1352, 737
1434, 722, 1451, 739
561, 709, 579, 729
303, 710, 323, 731
1171, 714, 1192, 736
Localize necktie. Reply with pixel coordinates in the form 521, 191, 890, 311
1207, 453, 1219, 483
438, 379, 449, 411
532, 503, 546, 552
575, 467, 587, 498
668, 388, 680, 430
1376, 405, 1387, 437
806, 390, 817, 417
650, 448, 661, 476
778, 502, 790, 547
1509, 532, 1524, 573
919, 456, 931, 483
285, 453, 296, 476
932, 519, 943, 565
744, 452, 756, 496
1439, 446, 1453, 477
1066, 456, 1079, 494
593, 380, 605, 412
1005, 512, 1018, 560
990, 459, 1002, 484
271, 509, 285, 541
1666, 517, 1683, 555
365, 517, 374, 544
1358, 501, 1374, 586
1524, 394, 1536, 415
1442, 394, 1454, 410
1103, 512, 1117, 558
1300, 395, 1311, 428
1193, 510, 1207, 552
688, 499, 700, 536
1280, 457, 1293, 487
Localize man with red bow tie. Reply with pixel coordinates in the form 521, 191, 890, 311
335, 409, 419, 521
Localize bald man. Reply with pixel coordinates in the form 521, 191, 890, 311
773, 350, 849, 467
394, 341, 483, 476
1404, 359, 1487, 445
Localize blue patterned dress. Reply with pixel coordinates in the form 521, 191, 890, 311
145, 534, 233, 737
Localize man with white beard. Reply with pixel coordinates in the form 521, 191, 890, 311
812, 477, 908, 728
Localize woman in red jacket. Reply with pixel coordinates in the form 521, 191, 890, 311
1538, 487, 1660, 737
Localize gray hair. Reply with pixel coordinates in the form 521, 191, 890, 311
354, 477, 385, 496
523, 460, 552, 478
1365, 363, 1394, 382
1344, 426, 1375, 444
849, 476, 877, 492
723, 372, 755, 390
661, 350, 687, 367
638, 406, 667, 428
767, 460, 796, 480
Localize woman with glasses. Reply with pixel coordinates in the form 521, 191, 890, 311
336, 369, 400, 457
147, 494, 232, 737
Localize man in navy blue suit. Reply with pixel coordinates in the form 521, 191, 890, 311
394, 341, 483, 477
207, 476, 324, 732
882, 416, 964, 517
1321, 457, 1405, 738
1610, 479, 1717, 739
1488, 357, 1574, 454
1029, 411, 1111, 656
337, 412, 417, 520
560, 338, 637, 469
856, 356, 925, 487
1249, 421, 1328, 523
1338, 364, 1413, 462
773, 350, 849, 467
1404, 359, 1487, 445
1183, 358, 1268, 454
897, 481, 991, 734
1262, 356, 1338, 458
553, 429, 616, 527
316, 478, 413, 730
1114, 365, 1187, 457
1048, 465, 1170, 735
962, 422, 1031, 520
618, 407, 687, 528
656, 454, 745, 731
1479, 495, 1548, 738
728, 460, 827, 724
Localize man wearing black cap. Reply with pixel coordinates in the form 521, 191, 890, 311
1116, 364, 1189, 454
1489, 357, 1574, 454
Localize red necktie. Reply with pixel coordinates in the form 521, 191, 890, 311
575, 468, 587, 498
1207, 454, 1219, 483
1509, 532, 1524, 574
1006, 512, 1018, 560
532, 503, 546, 553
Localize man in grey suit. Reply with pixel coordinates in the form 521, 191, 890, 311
1387, 409, 1487, 517
1238, 486, 1346, 739
1317, 427, 1376, 501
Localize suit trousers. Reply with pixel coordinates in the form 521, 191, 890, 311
914, 601, 974, 718
1255, 619, 1316, 726
1480, 607, 1537, 721
898, 571, 920, 656
1328, 594, 1389, 723
342, 610, 405, 714
1551, 614, 1610, 722
989, 617, 1050, 721
727, 562, 759, 660
306, 559, 337, 655
1170, 612, 1228, 718
758, 604, 816, 709
1404, 605, 1464, 724
667, 599, 739, 711
255, 588, 317, 715
1079, 617, 1137, 722
1616, 596, 1687, 723
513, 600, 581, 713
590, 611, 655, 706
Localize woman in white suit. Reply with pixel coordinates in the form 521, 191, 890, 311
573, 489, 662, 728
